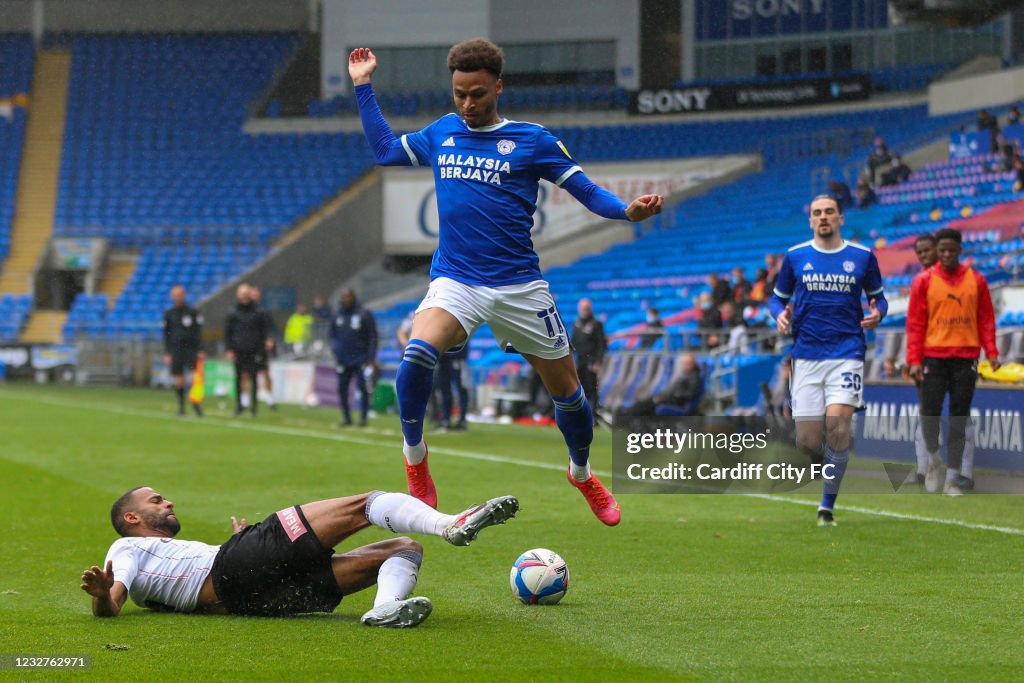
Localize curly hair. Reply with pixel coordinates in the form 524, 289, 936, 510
447, 38, 504, 78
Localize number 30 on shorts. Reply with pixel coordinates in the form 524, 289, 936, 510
840, 372, 862, 391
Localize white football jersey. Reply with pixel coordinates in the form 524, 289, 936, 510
103, 537, 220, 612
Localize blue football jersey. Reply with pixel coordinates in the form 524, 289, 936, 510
772, 240, 885, 361
400, 115, 582, 286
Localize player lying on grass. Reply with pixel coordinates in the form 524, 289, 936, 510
80, 486, 518, 627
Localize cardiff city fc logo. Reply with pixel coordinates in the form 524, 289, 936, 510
497, 139, 516, 155
843, 260, 855, 273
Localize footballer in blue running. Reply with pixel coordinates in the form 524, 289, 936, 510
349, 40, 664, 525
768, 194, 887, 527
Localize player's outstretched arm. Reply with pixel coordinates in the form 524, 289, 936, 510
561, 172, 663, 221
624, 194, 665, 222
80, 560, 127, 617
349, 47, 416, 167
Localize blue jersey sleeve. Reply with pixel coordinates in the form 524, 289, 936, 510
863, 253, 888, 319
561, 171, 629, 220
401, 118, 445, 167
355, 84, 417, 166
532, 128, 583, 186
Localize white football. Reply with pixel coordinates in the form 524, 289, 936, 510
510, 548, 569, 605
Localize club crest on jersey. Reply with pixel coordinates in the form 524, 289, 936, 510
843, 260, 855, 273
497, 139, 516, 155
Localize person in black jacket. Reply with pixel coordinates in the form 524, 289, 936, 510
163, 285, 204, 417
224, 284, 272, 417
436, 343, 470, 430
330, 289, 378, 427
250, 286, 278, 412
571, 298, 606, 423
617, 353, 704, 417
653, 354, 704, 416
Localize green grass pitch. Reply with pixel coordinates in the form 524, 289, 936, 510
0, 384, 1021, 682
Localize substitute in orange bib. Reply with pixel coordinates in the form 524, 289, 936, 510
906, 228, 1000, 496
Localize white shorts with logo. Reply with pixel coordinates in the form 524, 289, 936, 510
790, 359, 864, 418
416, 277, 571, 360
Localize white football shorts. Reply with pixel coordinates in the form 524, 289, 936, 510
790, 358, 864, 418
416, 277, 571, 360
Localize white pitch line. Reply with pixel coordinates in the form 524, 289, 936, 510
4, 390, 1023, 536
745, 493, 1024, 536
1, 392, 573, 473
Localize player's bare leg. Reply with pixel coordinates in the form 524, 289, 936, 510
527, 353, 620, 526
330, 538, 432, 628
817, 405, 855, 526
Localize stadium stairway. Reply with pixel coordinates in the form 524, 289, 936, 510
20, 310, 66, 344
96, 252, 138, 307
0, 51, 70, 297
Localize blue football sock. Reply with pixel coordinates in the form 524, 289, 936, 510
396, 340, 439, 448
820, 445, 849, 511
553, 385, 593, 468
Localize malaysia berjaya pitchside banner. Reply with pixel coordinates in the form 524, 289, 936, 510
382, 156, 756, 254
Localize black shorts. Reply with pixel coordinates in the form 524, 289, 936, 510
211, 506, 342, 616
169, 350, 198, 376
234, 352, 265, 376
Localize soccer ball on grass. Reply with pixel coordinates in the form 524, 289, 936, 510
510, 548, 569, 605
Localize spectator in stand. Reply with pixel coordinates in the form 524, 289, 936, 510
1014, 154, 1024, 192
865, 137, 892, 184
284, 304, 314, 353
732, 266, 752, 305
639, 307, 665, 349
696, 292, 722, 349
829, 180, 854, 211
856, 175, 877, 209
995, 134, 1019, 172
749, 268, 769, 303
719, 300, 749, 355
880, 155, 912, 187
707, 272, 732, 308
977, 109, 1000, 153
1008, 105, 1022, 126
764, 253, 781, 294
617, 353, 704, 417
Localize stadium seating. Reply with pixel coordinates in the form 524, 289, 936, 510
0, 293, 32, 342
52, 34, 1022, 360
56, 34, 374, 242
368, 97, 1024, 404
0, 34, 34, 261
295, 64, 953, 120
62, 245, 268, 343
54, 34, 374, 338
